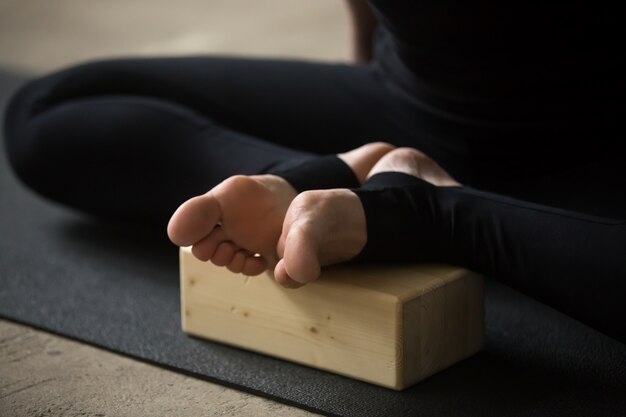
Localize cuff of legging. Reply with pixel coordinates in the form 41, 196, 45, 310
361, 171, 429, 189
268, 155, 360, 192
351, 174, 439, 263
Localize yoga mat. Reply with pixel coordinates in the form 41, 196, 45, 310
1, 71, 625, 417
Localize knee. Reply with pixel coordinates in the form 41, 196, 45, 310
4, 77, 41, 135
3, 68, 78, 191
3, 61, 98, 185
3, 77, 46, 185
4, 58, 120, 134
4, 61, 94, 133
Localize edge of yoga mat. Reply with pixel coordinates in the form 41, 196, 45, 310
1, 71, 625, 417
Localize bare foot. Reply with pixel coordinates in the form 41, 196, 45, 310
338, 141, 395, 184
167, 142, 394, 274
275, 189, 366, 288
168, 174, 296, 275
367, 147, 460, 186
275, 147, 460, 287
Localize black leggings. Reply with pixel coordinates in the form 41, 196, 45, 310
4, 56, 625, 343
4, 56, 425, 224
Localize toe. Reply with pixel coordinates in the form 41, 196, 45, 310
227, 250, 248, 274
211, 241, 238, 267
274, 259, 305, 289
242, 255, 267, 276
167, 193, 222, 247
281, 224, 321, 285
191, 226, 226, 261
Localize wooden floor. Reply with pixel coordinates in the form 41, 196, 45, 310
0, 320, 318, 417
0, 1, 347, 415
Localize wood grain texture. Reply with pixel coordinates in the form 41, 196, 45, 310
180, 247, 484, 390
0, 320, 319, 417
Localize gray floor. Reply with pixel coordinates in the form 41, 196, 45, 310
0, 1, 345, 415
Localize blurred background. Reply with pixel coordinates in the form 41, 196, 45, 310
0, 0, 348, 76
0, 3, 347, 416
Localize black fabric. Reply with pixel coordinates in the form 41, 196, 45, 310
367, 1, 626, 188
269, 155, 360, 192
367, 1, 626, 124
3, 56, 418, 226
354, 172, 626, 343
1, 73, 626, 416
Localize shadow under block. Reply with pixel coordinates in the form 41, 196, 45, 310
180, 247, 484, 390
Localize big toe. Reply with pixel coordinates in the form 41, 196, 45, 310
274, 259, 305, 289
275, 225, 321, 287
167, 193, 222, 246
191, 226, 226, 261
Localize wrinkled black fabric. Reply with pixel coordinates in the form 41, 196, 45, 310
354, 172, 626, 343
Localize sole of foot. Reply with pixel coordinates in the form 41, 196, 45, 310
274, 188, 367, 288
167, 174, 297, 276
167, 142, 397, 281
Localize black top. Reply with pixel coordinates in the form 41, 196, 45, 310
367, 0, 625, 124
351, 2, 626, 344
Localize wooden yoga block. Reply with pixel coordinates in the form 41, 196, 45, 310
180, 246, 485, 390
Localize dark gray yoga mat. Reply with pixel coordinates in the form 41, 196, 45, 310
1, 70, 625, 417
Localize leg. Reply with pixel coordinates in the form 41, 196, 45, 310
5, 93, 308, 224
274, 147, 460, 287
277, 148, 626, 342
3, 56, 417, 224
167, 142, 394, 275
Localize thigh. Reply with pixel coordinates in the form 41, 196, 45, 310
24, 55, 413, 154
489, 151, 626, 219
4, 55, 462, 223
5, 91, 315, 224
